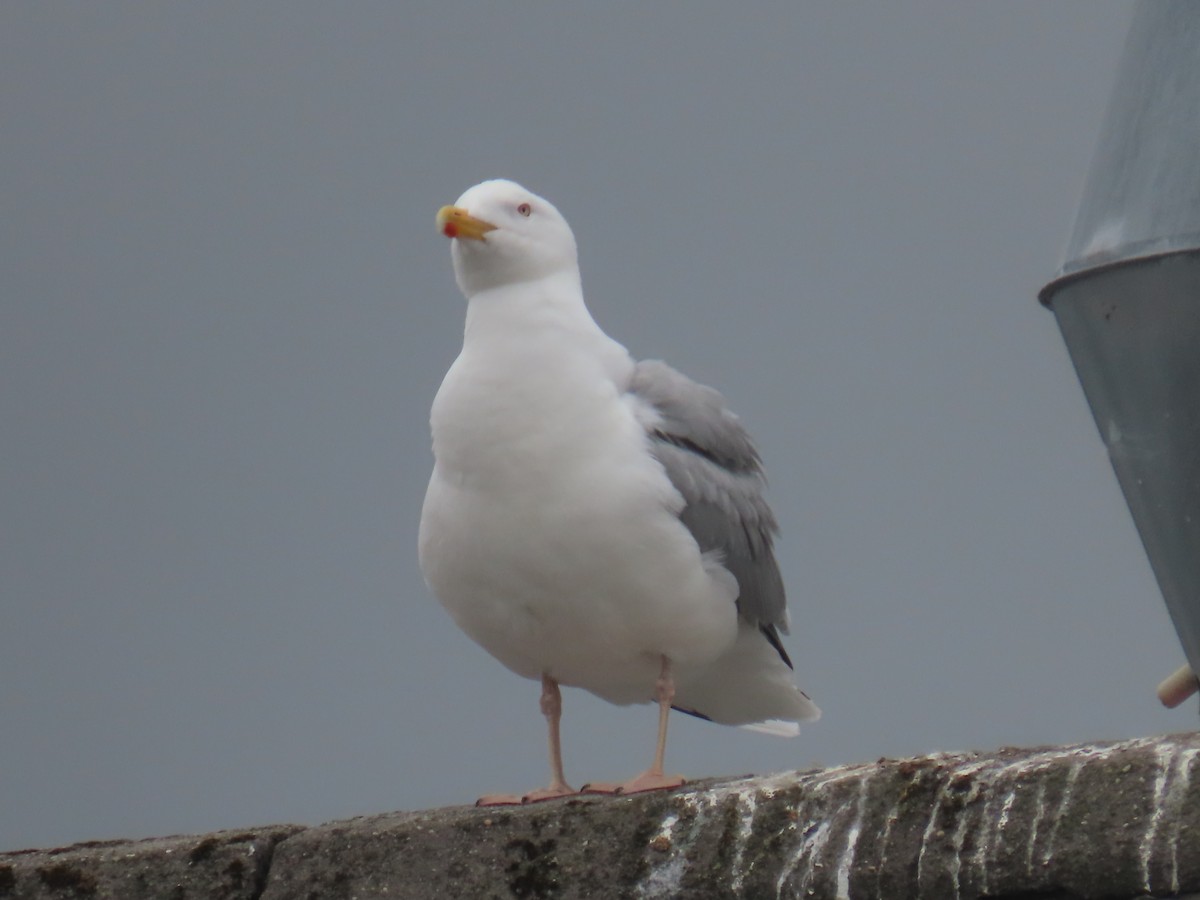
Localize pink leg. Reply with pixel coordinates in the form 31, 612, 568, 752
477, 673, 577, 806
582, 656, 686, 796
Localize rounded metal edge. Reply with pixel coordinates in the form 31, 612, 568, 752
1038, 245, 1200, 309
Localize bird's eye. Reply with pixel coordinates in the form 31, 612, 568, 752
517, 202, 532, 217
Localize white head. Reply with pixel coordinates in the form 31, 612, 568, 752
436, 179, 579, 298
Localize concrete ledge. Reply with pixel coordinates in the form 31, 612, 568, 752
4, 733, 1199, 899
0, 825, 302, 900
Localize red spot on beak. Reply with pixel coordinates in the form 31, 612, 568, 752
443, 222, 459, 238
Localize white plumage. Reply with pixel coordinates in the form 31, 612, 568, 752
419, 179, 818, 802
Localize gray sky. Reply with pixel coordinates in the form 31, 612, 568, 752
3, 3, 1172, 854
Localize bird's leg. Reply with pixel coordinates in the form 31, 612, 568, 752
582, 655, 686, 796
619, 655, 687, 794
522, 674, 577, 801
476, 673, 577, 807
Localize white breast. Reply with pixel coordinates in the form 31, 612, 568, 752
418, 281, 739, 704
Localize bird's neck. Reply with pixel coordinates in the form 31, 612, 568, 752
432, 271, 635, 491
456, 270, 633, 401
462, 271, 602, 346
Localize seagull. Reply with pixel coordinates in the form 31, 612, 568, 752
419, 179, 819, 805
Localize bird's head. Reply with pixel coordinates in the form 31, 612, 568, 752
437, 179, 579, 297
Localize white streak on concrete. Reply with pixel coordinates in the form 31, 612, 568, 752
949, 765, 999, 900
637, 854, 686, 897
771, 801, 811, 897
1165, 747, 1199, 895
777, 819, 831, 898
773, 764, 873, 898
835, 773, 871, 900
636, 770, 806, 898
1025, 781, 1047, 876
1140, 742, 1175, 894
926, 743, 1119, 893
728, 785, 761, 893
993, 742, 1114, 871
637, 794, 723, 899
978, 785, 1018, 893
995, 788, 1017, 837
969, 767, 1005, 898
651, 813, 677, 845
1039, 758, 1081, 868
1139, 742, 1198, 895
639, 737, 1194, 899
916, 770, 953, 893
873, 795, 901, 899
636, 810, 686, 899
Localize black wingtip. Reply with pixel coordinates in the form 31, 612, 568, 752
671, 705, 713, 722
759, 624, 793, 669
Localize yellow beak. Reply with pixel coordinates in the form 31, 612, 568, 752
437, 205, 498, 241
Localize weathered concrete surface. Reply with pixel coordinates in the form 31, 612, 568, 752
5, 733, 1200, 899
0, 825, 302, 900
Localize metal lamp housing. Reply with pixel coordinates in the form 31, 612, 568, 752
1041, 3, 1200, 684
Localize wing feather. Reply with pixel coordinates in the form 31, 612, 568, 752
628, 360, 792, 665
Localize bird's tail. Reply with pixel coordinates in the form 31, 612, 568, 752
671, 622, 820, 734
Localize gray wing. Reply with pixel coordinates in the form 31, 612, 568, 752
628, 359, 792, 667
